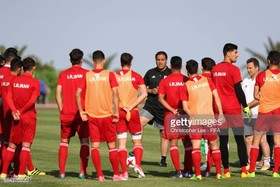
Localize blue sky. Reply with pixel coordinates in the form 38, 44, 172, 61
1, 0, 280, 75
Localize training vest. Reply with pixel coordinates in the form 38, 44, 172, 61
115, 70, 138, 109
85, 70, 113, 118
259, 70, 280, 113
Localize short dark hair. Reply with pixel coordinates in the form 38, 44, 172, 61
170, 56, 182, 70
267, 50, 280, 65
10, 58, 22, 71
201, 57, 216, 71
223, 43, 238, 56
4, 47, 18, 62
92, 50, 105, 61
120, 53, 133, 67
246, 58, 259, 68
0, 55, 4, 62
69, 48, 83, 65
186, 60, 198, 74
155, 51, 168, 60
22, 57, 36, 71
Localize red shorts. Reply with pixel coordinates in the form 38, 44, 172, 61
221, 109, 243, 128
116, 109, 141, 134
60, 116, 89, 139
0, 107, 3, 135
189, 122, 218, 141
9, 116, 36, 144
88, 116, 116, 143
255, 107, 280, 133
189, 134, 218, 141
163, 113, 185, 140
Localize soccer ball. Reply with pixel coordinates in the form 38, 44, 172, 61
127, 156, 136, 168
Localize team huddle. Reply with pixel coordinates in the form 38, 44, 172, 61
0, 43, 280, 182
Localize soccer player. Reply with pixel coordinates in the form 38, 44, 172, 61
180, 60, 224, 180
115, 53, 147, 179
56, 49, 90, 179
0, 58, 22, 175
248, 51, 280, 178
201, 57, 216, 177
242, 58, 270, 171
158, 56, 188, 178
0, 48, 17, 169
76, 50, 122, 182
211, 43, 251, 178
0, 57, 40, 179
141, 51, 171, 167
0, 55, 4, 68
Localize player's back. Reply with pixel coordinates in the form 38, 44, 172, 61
1, 74, 17, 115
11, 72, 40, 112
58, 66, 88, 115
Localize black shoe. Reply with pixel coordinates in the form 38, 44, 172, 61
159, 160, 167, 167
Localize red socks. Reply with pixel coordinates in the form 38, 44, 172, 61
192, 148, 201, 176
133, 145, 143, 167
211, 149, 222, 175
170, 146, 181, 170
109, 148, 119, 175
19, 146, 30, 175
80, 143, 89, 175
91, 148, 103, 177
58, 142, 68, 174
118, 149, 127, 173
249, 145, 259, 173
273, 145, 280, 173
1, 146, 15, 174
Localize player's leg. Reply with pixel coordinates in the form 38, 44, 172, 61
218, 128, 230, 176
248, 131, 264, 175
208, 137, 223, 179
259, 135, 270, 170
182, 136, 193, 177
272, 133, 280, 177
0, 142, 17, 178
88, 117, 104, 181
77, 120, 90, 179
190, 138, 202, 180
169, 139, 182, 178
232, 127, 248, 175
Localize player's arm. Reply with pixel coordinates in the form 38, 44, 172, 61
76, 87, 87, 121
7, 84, 20, 120
254, 85, 260, 101
234, 81, 248, 108
158, 94, 178, 115
56, 85, 63, 111
212, 89, 223, 115
248, 99, 259, 109
125, 84, 147, 111
182, 101, 190, 116
112, 86, 119, 122
20, 81, 40, 115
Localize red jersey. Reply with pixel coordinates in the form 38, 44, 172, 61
201, 72, 212, 79
211, 62, 242, 111
158, 73, 188, 111
115, 70, 144, 109
7, 72, 40, 118
255, 69, 280, 113
1, 74, 17, 115
57, 66, 88, 121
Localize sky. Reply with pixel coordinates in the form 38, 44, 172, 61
1, 0, 280, 76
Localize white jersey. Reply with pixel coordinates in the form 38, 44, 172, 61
242, 77, 258, 118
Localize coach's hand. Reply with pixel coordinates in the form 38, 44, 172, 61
243, 106, 252, 120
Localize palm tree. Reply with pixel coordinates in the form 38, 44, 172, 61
246, 37, 280, 65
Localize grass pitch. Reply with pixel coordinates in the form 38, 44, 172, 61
1, 108, 279, 187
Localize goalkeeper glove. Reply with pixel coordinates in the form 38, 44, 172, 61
243, 106, 252, 119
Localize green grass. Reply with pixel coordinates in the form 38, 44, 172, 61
2, 108, 279, 187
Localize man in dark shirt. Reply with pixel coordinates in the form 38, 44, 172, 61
140, 51, 171, 167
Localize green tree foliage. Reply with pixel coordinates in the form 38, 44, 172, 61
246, 37, 280, 65
0, 45, 58, 102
